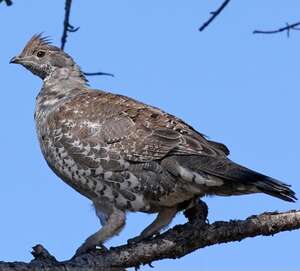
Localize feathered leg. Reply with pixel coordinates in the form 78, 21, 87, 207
128, 207, 177, 243
75, 206, 125, 255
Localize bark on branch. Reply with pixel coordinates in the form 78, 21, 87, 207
0, 209, 299, 270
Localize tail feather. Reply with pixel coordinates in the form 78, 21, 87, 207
255, 176, 297, 202
171, 155, 297, 202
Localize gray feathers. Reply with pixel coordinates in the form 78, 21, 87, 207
11, 34, 297, 252
170, 155, 296, 202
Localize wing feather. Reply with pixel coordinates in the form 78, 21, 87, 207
52, 91, 229, 165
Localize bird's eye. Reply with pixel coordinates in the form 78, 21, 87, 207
36, 51, 46, 58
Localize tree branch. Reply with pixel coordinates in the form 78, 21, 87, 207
199, 0, 231, 32
0, 210, 299, 270
83, 71, 114, 77
60, 1, 113, 77
61, 0, 79, 50
253, 21, 300, 37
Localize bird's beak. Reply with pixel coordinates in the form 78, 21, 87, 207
9, 56, 21, 64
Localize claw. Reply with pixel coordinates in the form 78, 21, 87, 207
74, 243, 106, 257
127, 235, 144, 244
97, 244, 109, 252
127, 232, 158, 244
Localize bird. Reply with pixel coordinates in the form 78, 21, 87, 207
10, 34, 296, 255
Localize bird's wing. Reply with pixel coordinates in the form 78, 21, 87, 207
51, 90, 229, 164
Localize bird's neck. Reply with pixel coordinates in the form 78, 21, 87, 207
44, 65, 88, 87
40, 66, 88, 102
35, 67, 88, 123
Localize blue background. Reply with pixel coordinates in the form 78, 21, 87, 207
1, 1, 299, 270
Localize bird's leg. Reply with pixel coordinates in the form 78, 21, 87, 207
183, 199, 208, 224
128, 207, 177, 244
75, 207, 126, 256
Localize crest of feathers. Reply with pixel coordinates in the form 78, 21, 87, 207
21, 33, 57, 56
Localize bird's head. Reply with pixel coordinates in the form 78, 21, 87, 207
10, 34, 81, 80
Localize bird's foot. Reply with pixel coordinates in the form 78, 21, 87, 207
127, 235, 144, 244
127, 232, 158, 245
184, 199, 209, 224
74, 243, 108, 257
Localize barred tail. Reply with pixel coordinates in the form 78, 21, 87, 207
245, 174, 297, 202
169, 155, 297, 202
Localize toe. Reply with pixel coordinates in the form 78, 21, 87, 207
127, 234, 154, 244
75, 244, 95, 256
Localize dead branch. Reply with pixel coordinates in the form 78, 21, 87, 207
83, 71, 114, 77
199, 0, 231, 32
253, 21, 300, 37
61, 0, 79, 50
0, 209, 299, 270
60, 1, 113, 77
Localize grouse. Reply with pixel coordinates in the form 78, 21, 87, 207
10, 34, 296, 255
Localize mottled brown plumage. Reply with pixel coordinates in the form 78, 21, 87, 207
10, 34, 296, 255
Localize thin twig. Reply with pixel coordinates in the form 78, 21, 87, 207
60, 1, 111, 77
253, 21, 300, 37
84, 72, 114, 77
61, 0, 79, 50
199, 0, 231, 32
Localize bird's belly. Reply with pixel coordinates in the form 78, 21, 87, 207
149, 193, 193, 210
37, 134, 105, 200
39, 138, 203, 213
43, 149, 103, 200
38, 133, 150, 210
37, 126, 204, 213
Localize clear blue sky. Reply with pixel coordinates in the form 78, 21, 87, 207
1, 1, 299, 270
